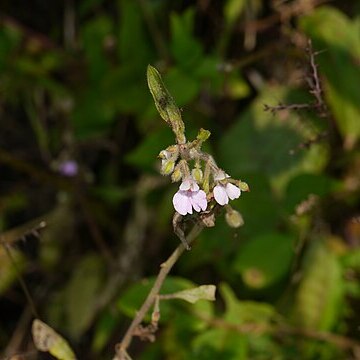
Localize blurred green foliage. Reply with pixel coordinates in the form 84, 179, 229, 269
1, 0, 360, 359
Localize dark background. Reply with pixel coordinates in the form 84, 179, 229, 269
1, 0, 360, 359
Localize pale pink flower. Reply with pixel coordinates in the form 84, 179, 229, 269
173, 178, 207, 215
213, 171, 241, 205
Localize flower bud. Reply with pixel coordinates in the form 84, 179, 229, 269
225, 207, 244, 228
238, 181, 250, 192
202, 179, 210, 194
196, 128, 211, 142
159, 146, 178, 160
158, 150, 169, 159
161, 159, 175, 175
171, 167, 182, 182
192, 168, 203, 183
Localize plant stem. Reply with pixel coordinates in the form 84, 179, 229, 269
114, 223, 204, 359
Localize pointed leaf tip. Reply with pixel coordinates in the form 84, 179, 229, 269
163, 285, 216, 304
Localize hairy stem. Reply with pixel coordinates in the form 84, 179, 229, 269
114, 223, 204, 359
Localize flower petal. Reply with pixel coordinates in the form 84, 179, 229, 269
214, 171, 226, 181
190, 181, 199, 192
173, 191, 192, 215
191, 199, 201, 212
190, 190, 207, 212
180, 179, 191, 191
195, 190, 208, 211
226, 183, 241, 200
214, 171, 231, 181
214, 185, 229, 205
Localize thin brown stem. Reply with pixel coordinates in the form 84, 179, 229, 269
114, 223, 204, 359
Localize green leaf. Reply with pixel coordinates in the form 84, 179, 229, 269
219, 86, 328, 191
92, 310, 119, 352
103, 64, 150, 115
32, 319, 77, 360
192, 284, 280, 360
220, 283, 277, 324
117, 0, 153, 69
125, 127, 173, 171
178, 215, 233, 272
170, 8, 203, 69
293, 240, 343, 331
191, 55, 224, 95
219, 95, 298, 176
163, 285, 216, 304
285, 173, 335, 213
117, 276, 214, 326
65, 254, 104, 338
71, 86, 115, 139
164, 67, 200, 106
233, 233, 295, 289
233, 173, 281, 238
192, 328, 248, 360
342, 248, 360, 271
81, 16, 113, 83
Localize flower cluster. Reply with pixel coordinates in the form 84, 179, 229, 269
158, 132, 246, 221
147, 65, 248, 231
157, 127, 246, 220
172, 170, 242, 216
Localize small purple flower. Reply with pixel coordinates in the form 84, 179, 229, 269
58, 160, 78, 177
173, 177, 207, 215
213, 172, 241, 206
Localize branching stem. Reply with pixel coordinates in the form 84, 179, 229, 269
114, 223, 204, 359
